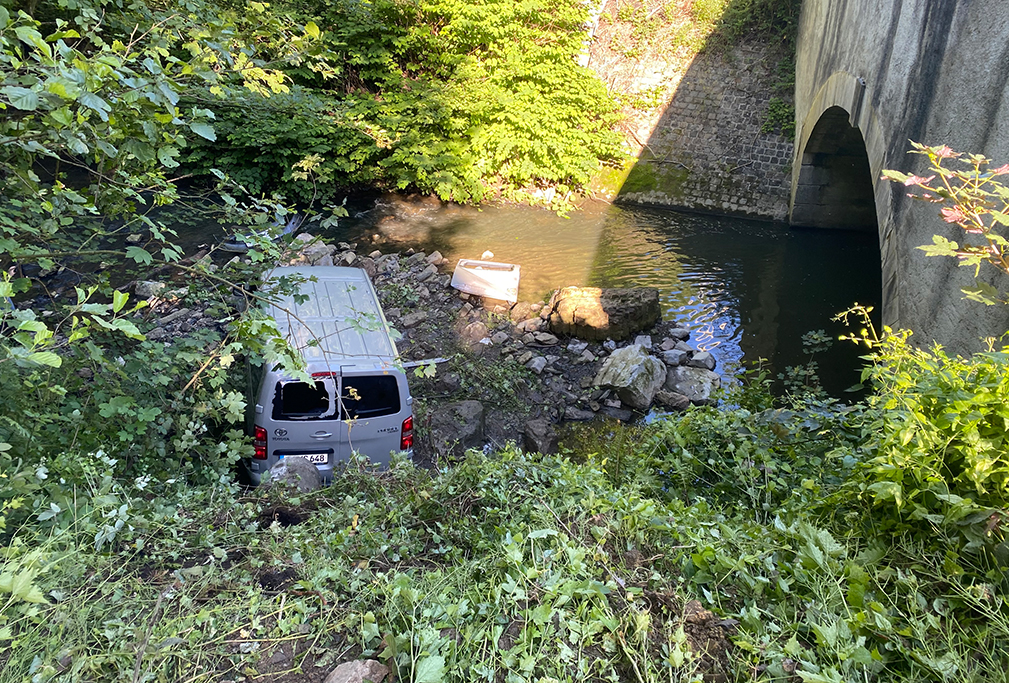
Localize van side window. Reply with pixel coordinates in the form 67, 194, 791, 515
273, 380, 333, 420
340, 376, 400, 419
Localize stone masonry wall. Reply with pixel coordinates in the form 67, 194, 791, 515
616, 42, 793, 221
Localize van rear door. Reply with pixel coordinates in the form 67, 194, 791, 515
266, 373, 340, 475
338, 372, 409, 467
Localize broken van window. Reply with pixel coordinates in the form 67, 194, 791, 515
340, 375, 400, 419
273, 380, 335, 420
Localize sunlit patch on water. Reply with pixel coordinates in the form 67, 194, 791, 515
328, 198, 882, 396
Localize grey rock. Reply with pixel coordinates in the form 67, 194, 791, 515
400, 311, 428, 329
510, 302, 534, 322
533, 332, 560, 345
378, 255, 400, 274
264, 457, 322, 493
526, 356, 548, 374
384, 307, 402, 320
633, 334, 653, 349
429, 401, 485, 460
491, 331, 510, 345
158, 308, 191, 326
516, 351, 534, 365
135, 281, 166, 298
593, 344, 666, 410
521, 333, 536, 345
461, 321, 489, 344
406, 251, 427, 265
669, 327, 691, 341
665, 366, 721, 406
126, 233, 143, 244
661, 349, 688, 367
368, 250, 382, 259
356, 257, 377, 280
517, 317, 546, 333
316, 254, 334, 267
547, 286, 661, 340
417, 264, 438, 282
523, 419, 558, 455
324, 659, 390, 683
603, 340, 617, 351
425, 250, 443, 264
654, 390, 691, 411
576, 349, 596, 364
147, 327, 168, 341
567, 340, 589, 354
687, 351, 716, 371
600, 406, 634, 422
338, 251, 357, 267
675, 341, 694, 353
564, 406, 596, 421
659, 337, 678, 351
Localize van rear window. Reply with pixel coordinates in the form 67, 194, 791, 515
340, 376, 400, 419
273, 380, 334, 420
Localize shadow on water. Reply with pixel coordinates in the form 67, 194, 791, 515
329, 199, 880, 397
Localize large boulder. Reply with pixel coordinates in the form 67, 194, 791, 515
428, 400, 485, 459
523, 419, 558, 454
546, 287, 661, 341
593, 344, 666, 410
264, 457, 322, 492
665, 366, 721, 406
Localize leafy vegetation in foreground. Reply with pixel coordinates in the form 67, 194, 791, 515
4, 322, 1009, 682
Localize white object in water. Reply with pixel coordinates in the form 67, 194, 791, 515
451, 259, 521, 303
481, 250, 494, 260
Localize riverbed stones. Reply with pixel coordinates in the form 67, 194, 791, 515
416, 263, 438, 282
355, 257, 377, 279
564, 406, 596, 421
665, 366, 721, 405
669, 327, 691, 341
524, 419, 558, 455
429, 401, 485, 459
400, 310, 428, 328
533, 331, 559, 345
593, 344, 666, 410
546, 287, 661, 341
655, 390, 691, 412
661, 349, 688, 366
633, 334, 653, 349
687, 351, 716, 371
526, 356, 548, 374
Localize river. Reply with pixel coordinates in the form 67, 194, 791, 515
324, 197, 882, 396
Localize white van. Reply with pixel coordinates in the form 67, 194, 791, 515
243, 266, 413, 484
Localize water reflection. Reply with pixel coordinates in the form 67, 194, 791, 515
331, 199, 881, 395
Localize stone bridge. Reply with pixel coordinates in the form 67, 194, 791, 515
792, 0, 1009, 350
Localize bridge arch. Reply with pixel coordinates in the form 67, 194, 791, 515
790, 71, 898, 327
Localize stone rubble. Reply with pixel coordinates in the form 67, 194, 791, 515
132, 232, 730, 466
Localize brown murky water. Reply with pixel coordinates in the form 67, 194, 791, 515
329, 197, 882, 396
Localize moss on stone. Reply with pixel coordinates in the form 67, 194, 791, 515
589, 160, 635, 200
619, 161, 690, 198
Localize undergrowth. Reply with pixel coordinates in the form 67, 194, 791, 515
4, 320, 1009, 682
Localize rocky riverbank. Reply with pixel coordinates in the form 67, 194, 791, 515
286, 235, 721, 466
133, 232, 724, 468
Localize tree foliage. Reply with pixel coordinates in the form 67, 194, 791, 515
182, 0, 625, 206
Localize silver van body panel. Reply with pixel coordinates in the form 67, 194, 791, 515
246, 266, 412, 484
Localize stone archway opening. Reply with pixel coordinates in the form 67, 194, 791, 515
790, 106, 877, 231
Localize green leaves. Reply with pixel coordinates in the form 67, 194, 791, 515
189, 121, 217, 141
2, 86, 38, 110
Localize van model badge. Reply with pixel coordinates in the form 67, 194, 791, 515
274, 428, 288, 437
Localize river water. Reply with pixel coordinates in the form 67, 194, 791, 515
323, 198, 882, 396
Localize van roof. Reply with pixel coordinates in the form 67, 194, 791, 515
265, 266, 398, 369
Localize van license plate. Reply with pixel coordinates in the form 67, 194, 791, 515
283, 453, 329, 464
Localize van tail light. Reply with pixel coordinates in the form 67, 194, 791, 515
253, 425, 268, 460
400, 415, 414, 451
